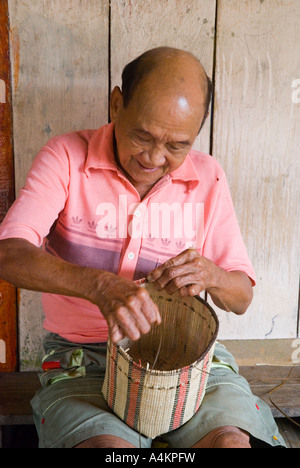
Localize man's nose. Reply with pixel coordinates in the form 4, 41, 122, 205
147, 145, 166, 166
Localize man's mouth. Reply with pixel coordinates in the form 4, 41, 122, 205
136, 160, 160, 173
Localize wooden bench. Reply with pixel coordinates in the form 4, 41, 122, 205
240, 365, 300, 419
1, 366, 300, 448
0, 372, 40, 448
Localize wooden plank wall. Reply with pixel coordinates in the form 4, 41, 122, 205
2, 0, 300, 369
211, 0, 300, 339
110, 0, 216, 155
8, 0, 110, 369
0, 0, 17, 371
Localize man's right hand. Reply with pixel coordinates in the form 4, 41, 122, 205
90, 273, 161, 343
0, 238, 161, 343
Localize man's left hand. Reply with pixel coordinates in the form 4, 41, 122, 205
147, 249, 253, 315
147, 249, 218, 297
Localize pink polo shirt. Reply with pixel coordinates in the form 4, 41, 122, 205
0, 123, 255, 343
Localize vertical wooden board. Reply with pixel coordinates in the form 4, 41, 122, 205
9, 0, 110, 193
0, 0, 17, 371
110, 0, 217, 155
0, 282, 17, 371
212, 0, 300, 339
8, 0, 109, 369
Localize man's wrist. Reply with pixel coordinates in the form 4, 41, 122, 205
206, 269, 253, 314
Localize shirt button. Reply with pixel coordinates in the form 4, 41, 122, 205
134, 209, 141, 218
127, 252, 135, 260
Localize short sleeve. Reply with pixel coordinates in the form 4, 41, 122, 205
0, 139, 70, 247
202, 172, 256, 286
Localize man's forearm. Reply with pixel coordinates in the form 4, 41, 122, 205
207, 269, 253, 315
0, 238, 101, 302
0, 238, 160, 342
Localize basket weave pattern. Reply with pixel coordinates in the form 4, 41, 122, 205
102, 284, 219, 438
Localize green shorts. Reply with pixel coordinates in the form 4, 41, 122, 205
30, 333, 286, 448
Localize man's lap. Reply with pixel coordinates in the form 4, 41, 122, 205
30, 334, 286, 448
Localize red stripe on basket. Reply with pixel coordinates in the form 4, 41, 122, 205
170, 367, 189, 430
108, 343, 117, 409
126, 364, 142, 429
133, 367, 146, 431
195, 352, 210, 412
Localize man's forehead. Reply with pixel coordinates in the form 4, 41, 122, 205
129, 87, 206, 129
177, 96, 190, 111
131, 69, 207, 113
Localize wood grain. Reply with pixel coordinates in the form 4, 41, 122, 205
0, 372, 39, 424
0, 0, 17, 372
8, 0, 110, 369
110, 0, 217, 155
212, 0, 300, 339
0, 1, 14, 222
240, 365, 300, 418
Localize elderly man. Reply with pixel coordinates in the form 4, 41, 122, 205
0, 47, 284, 448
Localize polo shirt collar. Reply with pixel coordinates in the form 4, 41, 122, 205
85, 122, 200, 184
84, 123, 118, 176
168, 153, 200, 183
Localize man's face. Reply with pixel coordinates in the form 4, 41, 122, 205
110, 83, 206, 195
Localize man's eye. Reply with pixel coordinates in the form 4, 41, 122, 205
133, 135, 151, 144
139, 137, 151, 143
167, 144, 185, 152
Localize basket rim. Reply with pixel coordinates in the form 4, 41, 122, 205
111, 295, 219, 376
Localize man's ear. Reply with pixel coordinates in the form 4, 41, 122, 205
110, 86, 124, 122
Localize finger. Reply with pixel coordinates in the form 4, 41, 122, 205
186, 283, 202, 296
141, 295, 161, 326
113, 305, 142, 341
127, 294, 153, 334
148, 249, 200, 283
108, 288, 160, 341
161, 272, 203, 295
135, 288, 161, 325
179, 283, 202, 297
154, 260, 202, 291
127, 292, 162, 338
115, 292, 158, 340
108, 320, 125, 343
179, 286, 190, 297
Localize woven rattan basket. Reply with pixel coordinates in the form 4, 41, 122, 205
102, 282, 219, 438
